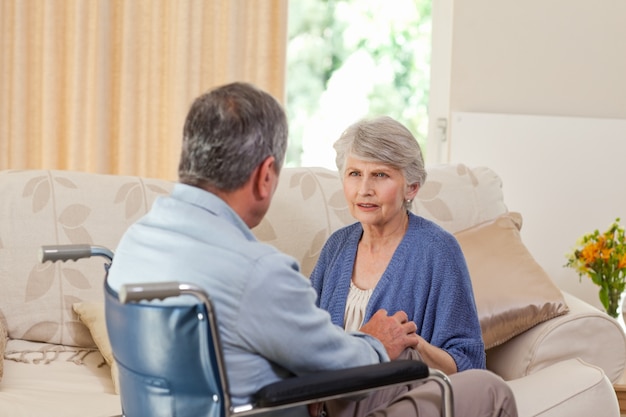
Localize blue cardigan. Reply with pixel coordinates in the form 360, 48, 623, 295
310, 213, 486, 371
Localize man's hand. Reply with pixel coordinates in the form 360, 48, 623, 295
359, 309, 419, 360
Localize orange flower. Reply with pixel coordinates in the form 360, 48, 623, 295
580, 242, 600, 264
565, 218, 626, 318
600, 248, 613, 262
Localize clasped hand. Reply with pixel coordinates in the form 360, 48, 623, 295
359, 309, 419, 360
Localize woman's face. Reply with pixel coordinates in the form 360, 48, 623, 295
342, 155, 417, 229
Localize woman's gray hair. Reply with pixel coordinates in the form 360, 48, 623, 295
334, 116, 427, 210
178, 82, 288, 191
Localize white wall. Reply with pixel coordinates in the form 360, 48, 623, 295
430, 0, 626, 308
448, 0, 626, 119
448, 112, 626, 308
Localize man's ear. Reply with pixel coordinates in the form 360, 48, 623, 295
253, 156, 277, 200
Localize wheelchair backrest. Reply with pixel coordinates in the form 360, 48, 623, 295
105, 283, 226, 417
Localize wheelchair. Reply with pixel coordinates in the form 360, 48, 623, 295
40, 244, 454, 417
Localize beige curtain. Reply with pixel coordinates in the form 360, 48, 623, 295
0, 0, 288, 179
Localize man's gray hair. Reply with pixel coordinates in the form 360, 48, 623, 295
333, 116, 427, 187
178, 82, 288, 190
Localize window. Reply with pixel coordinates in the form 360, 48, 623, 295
286, 0, 433, 169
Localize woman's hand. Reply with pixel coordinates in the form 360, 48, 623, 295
413, 335, 457, 375
359, 309, 419, 360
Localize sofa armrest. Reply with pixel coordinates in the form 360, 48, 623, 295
486, 292, 626, 383
506, 358, 620, 417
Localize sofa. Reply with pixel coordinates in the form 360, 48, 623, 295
0, 164, 624, 417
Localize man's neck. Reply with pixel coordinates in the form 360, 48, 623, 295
195, 181, 261, 229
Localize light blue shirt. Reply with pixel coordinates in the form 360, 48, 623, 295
107, 183, 388, 411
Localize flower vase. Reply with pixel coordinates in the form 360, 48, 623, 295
599, 289, 626, 333
606, 288, 623, 319
612, 292, 626, 333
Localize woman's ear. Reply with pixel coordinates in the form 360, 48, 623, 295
406, 182, 419, 201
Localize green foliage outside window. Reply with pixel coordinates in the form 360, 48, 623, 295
286, 0, 432, 168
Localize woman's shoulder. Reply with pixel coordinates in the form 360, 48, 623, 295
407, 213, 460, 248
408, 212, 452, 235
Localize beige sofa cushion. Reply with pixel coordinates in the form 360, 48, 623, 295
1, 339, 121, 415
455, 212, 569, 349
0, 170, 173, 347
254, 167, 353, 277
413, 164, 508, 234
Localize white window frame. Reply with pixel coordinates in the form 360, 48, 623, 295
426, 0, 453, 164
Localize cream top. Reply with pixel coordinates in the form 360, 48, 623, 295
343, 281, 374, 332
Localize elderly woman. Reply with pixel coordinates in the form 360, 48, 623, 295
308, 117, 517, 417
310, 116, 485, 375
311, 117, 485, 374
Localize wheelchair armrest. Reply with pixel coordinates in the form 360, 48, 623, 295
254, 359, 428, 407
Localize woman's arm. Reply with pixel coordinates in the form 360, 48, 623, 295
414, 335, 458, 375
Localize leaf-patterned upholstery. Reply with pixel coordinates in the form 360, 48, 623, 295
0, 164, 505, 347
0, 170, 173, 346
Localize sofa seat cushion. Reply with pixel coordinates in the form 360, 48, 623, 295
454, 212, 569, 349
0, 339, 121, 416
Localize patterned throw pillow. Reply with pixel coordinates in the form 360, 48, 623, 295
72, 302, 119, 394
